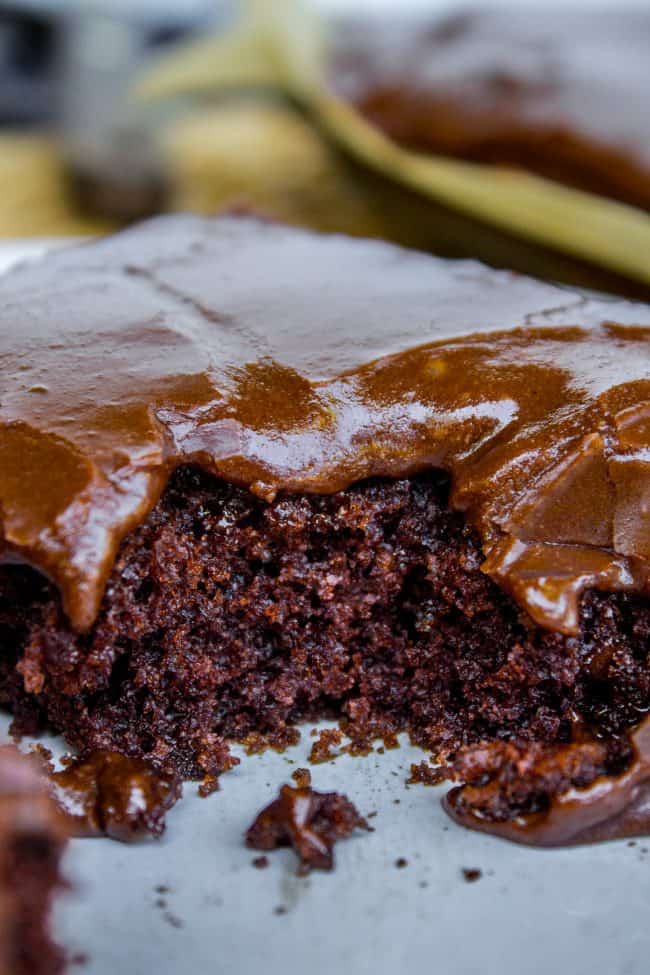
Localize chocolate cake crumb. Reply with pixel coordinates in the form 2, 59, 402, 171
163, 913, 183, 930
308, 730, 343, 765
252, 855, 269, 869
198, 776, 220, 798
344, 739, 375, 759
407, 761, 448, 787
246, 781, 369, 872
395, 857, 408, 869
50, 751, 181, 842
382, 734, 399, 751
291, 769, 312, 788
462, 868, 482, 883
244, 729, 301, 756
243, 734, 268, 756
198, 743, 239, 797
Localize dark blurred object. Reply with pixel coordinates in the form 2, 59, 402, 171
0, 0, 230, 220
0, 0, 222, 126
60, 1, 235, 221
0, 2, 55, 125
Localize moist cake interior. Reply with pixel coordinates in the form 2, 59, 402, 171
1, 466, 646, 825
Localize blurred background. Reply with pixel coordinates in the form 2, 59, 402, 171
0, 0, 648, 294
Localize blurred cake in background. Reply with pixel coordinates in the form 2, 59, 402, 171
330, 6, 650, 211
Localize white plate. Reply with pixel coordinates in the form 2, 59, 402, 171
2, 240, 649, 975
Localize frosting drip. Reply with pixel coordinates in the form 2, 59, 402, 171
0, 215, 648, 632
444, 716, 650, 846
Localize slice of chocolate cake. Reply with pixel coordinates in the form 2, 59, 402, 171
0, 747, 68, 975
330, 7, 650, 211
0, 214, 649, 842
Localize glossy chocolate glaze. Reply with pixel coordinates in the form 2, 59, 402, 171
0, 214, 649, 636
444, 715, 650, 846
49, 751, 181, 842
330, 7, 650, 209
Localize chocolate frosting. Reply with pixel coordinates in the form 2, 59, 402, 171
444, 716, 650, 846
245, 773, 369, 872
0, 214, 649, 633
49, 751, 181, 842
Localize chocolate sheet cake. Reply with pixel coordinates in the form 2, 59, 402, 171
1, 214, 649, 843
330, 7, 650, 210
0, 747, 67, 975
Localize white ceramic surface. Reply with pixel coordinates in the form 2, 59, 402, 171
2, 239, 649, 975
